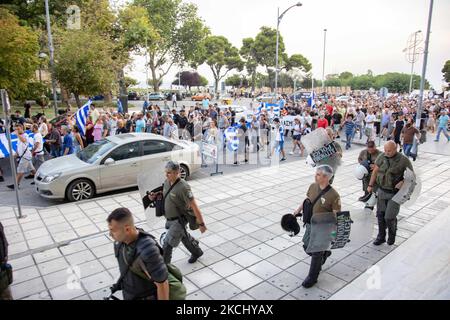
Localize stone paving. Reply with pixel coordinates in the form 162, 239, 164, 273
1, 145, 450, 300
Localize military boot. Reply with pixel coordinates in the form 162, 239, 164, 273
162, 243, 174, 264
302, 252, 323, 288
386, 219, 397, 245
373, 217, 387, 246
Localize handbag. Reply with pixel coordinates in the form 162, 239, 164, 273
302, 185, 332, 225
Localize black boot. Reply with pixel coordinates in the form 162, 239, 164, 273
182, 233, 203, 264
302, 252, 323, 288
322, 251, 332, 266
386, 219, 397, 245
373, 217, 387, 246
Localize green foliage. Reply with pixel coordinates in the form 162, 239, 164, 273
54, 30, 116, 104
196, 35, 243, 92
253, 26, 285, 70
0, 8, 40, 99
442, 60, 450, 83
285, 54, 311, 73
124, 77, 138, 88
225, 74, 248, 88
133, 0, 209, 91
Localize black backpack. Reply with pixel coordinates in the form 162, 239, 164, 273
0, 222, 8, 264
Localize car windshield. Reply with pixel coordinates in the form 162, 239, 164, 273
77, 139, 117, 164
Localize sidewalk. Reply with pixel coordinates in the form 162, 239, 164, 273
1, 147, 449, 300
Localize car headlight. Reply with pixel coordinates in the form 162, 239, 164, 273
42, 173, 62, 183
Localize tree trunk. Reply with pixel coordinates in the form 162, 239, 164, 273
104, 91, 112, 104
74, 93, 81, 108
150, 65, 159, 92
118, 69, 128, 113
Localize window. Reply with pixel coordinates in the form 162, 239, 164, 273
141, 140, 175, 156
107, 142, 140, 162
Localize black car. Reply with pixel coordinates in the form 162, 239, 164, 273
128, 92, 140, 100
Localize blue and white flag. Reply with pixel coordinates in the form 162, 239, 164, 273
256, 102, 281, 118
117, 99, 123, 114
0, 131, 35, 159
224, 126, 239, 152
307, 91, 316, 108
76, 100, 92, 136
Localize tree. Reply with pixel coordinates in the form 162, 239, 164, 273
54, 30, 116, 107
172, 71, 206, 89
348, 75, 374, 90
133, 0, 209, 91
0, 8, 40, 99
240, 38, 258, 91
339, 71, 354, 80
225, 74, 248, 88
374, 72, 429, 93
285, 54, 312, 73
442, 60, 450, 84
195, 35, 244, 93
124, 77, 138, 89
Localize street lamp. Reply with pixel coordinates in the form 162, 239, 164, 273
321, 29, 327, 93
274, 2, 302, 102
44, 0, 58, 116
38, 52, 47, 83
403, 30, 422, 94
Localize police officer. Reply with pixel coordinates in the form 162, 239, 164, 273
158, 161, 207, 264
367, 141, 413, 246
108, 208, 169, 300
294, 165, 341, 288
357, 141, 381, 204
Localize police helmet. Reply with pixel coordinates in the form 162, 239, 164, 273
281, 214, 301, 236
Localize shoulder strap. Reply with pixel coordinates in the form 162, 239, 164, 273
163, 178, 181, 200
311, 185, 332, 208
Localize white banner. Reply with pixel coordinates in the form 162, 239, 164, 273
202, 142, 218, 159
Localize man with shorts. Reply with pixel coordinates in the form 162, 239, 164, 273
7, 124, 36, 190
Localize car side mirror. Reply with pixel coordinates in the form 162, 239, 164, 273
104, 158, 115, 166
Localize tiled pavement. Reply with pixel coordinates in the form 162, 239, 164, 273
1, 146, 450, 300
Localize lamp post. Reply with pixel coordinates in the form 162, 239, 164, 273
274, 2, 302, 102
417, 0, 433, 129
44, 0, 58, 116
321, 28, 327, 93
406, 30, 422, 94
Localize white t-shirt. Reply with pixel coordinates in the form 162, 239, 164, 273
39, 123, 48, 137
365, 114, 376, 129
32, 132, 44, 155
17, 133, 32, 161
293, 124, 302, 136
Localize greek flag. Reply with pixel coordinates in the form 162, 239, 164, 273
117, 99, 123, 114
308, 91, 316, 108
276, 125, 284, 153
224, 126, 239, 152
256, 102, 281, 117
76, 100, 92, 136
0, 131, 35, 159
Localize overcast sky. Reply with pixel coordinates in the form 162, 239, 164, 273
122, 0, 450, 91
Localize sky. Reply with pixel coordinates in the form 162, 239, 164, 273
120, 0, 450, 91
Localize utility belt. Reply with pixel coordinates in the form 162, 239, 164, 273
379, 187, 397, 194
166, 217, 180, 222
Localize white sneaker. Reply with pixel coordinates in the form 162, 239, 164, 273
289, 152, 294, 155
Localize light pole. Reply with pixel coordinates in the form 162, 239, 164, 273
44, 0, 58, 116
403, 30, 422, 94
321, 28, 327, 93
417, 0, 433, 129
274, 2, 302, 102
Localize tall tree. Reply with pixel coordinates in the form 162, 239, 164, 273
195, 35, 244, 93
133, 0, 209, 91
0, 8, 40, 99
442, 60, 450, 84
54, 30, 116, 107
240, 38, 258, 92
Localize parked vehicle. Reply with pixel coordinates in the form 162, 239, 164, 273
34, 133, 201, 202
148, 92, 166, 101
191, 93, 211, 101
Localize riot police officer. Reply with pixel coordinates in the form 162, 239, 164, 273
294, 164, 341, 288
367, 141, 413, 246
357, 141, 381, 208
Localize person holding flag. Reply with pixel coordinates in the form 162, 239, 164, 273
270, 118, 286, 161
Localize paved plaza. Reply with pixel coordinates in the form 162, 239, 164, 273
1, 138, 449, 301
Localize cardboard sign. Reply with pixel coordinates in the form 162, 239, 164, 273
202, 142, 218, 159
309, 142, 338, 164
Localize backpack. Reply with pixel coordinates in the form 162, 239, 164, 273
115, 230, 186, 300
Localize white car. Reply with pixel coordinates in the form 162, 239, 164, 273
218, 105, 248, 121
34, 133, 201, 202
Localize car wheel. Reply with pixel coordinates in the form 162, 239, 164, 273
66, 179, 95, 202
180, 164, 189, 180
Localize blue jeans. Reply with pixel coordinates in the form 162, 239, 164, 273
403, 143, 413, 157
50, 145, 60, 158
435, 127, 450, 141
353, 124, 363, 140
345, 133, 353, 149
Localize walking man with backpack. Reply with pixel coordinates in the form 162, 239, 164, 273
108, 208, 170, 300
1, 222, 13, 300
150, 161, 207, 264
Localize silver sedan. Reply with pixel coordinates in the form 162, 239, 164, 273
34, 133, 201, 202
